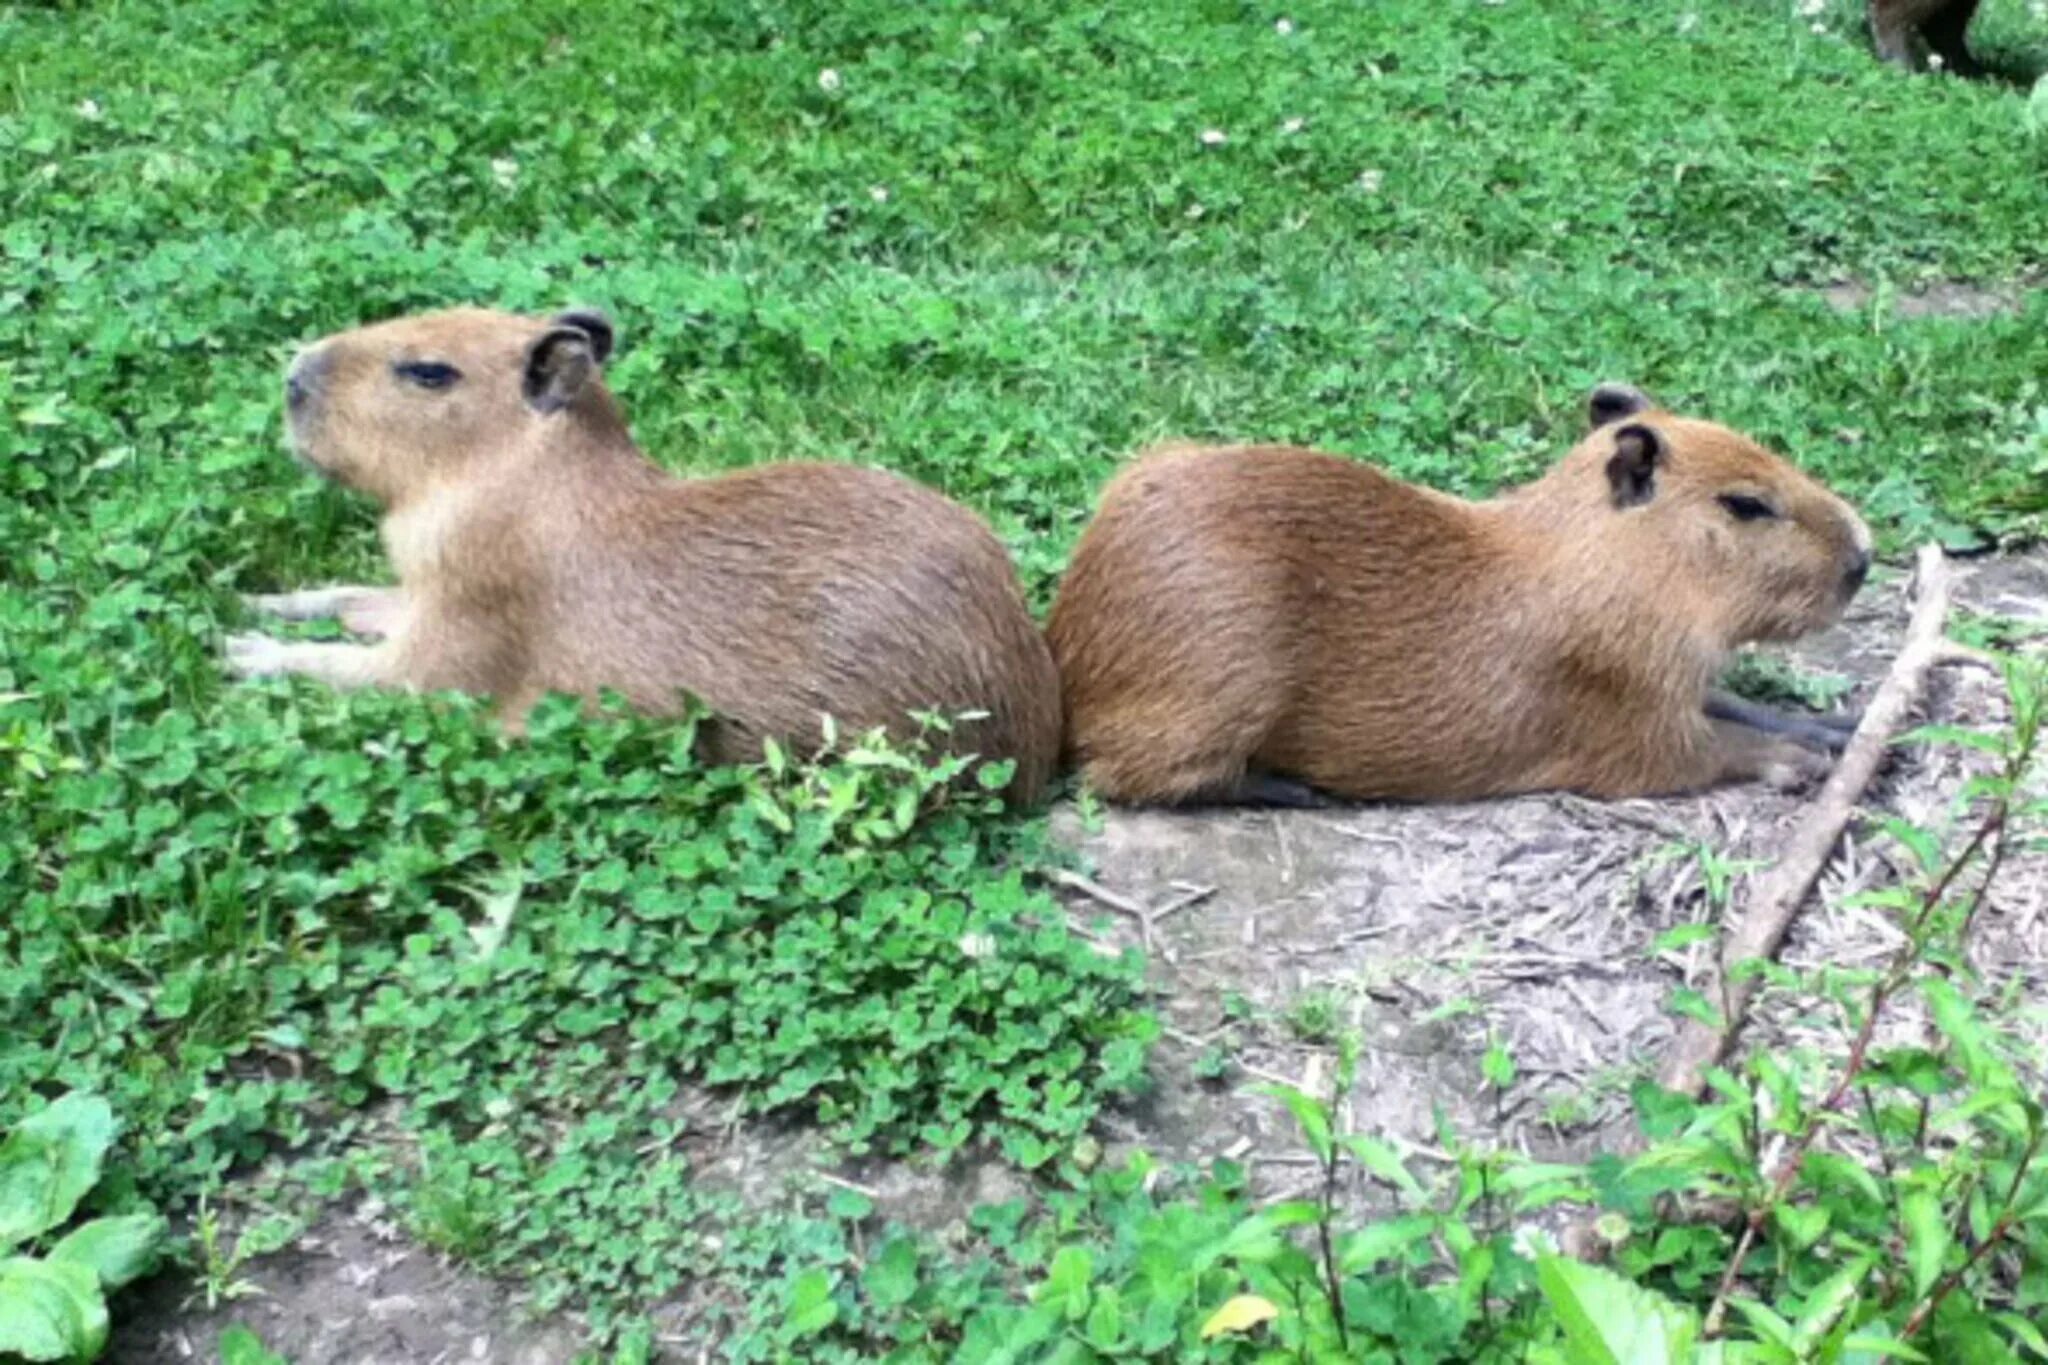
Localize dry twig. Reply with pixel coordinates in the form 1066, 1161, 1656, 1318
1658, 545, 1956, 1098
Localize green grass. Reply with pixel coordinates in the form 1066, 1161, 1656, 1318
3, 0, 2046, 1353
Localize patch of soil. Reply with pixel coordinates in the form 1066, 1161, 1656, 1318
107, 1204, 584, 1365
1816, 276, 2038, 319
111, 553, 2048, 1361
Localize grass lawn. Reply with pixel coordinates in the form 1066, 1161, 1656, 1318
3, 0, 2045, 1359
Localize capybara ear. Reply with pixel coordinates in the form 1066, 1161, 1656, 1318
1588, 382, 1653, 429
523, 327, 596, 414
551, 308, 615, 365
1604, 423, 1667, 509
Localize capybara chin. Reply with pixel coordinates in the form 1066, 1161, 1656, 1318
1046, 384, 1873, 807
228, 305, 1061, 803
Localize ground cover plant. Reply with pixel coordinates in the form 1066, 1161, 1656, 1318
2, 0, 2046, 1357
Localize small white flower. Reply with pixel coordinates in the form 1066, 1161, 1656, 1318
1282, 116, 1306, 134
1928, 51, 1946, 69
869, 184, 889, 203
818, 67, 842, 92
1200, 128, 1227, 146
1812, 21, 1829, 33
490, 157, 519, 189
76, 98, 101, 120
1356, 168, 1384, 192
1677, 12, 1699, 33
1275, 17, 1295, 35
1185, 202, 1206, 219
1796, 0, 1825, 16
958, 933, 996, 960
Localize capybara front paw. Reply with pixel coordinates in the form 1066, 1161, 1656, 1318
223, 632, 293, 680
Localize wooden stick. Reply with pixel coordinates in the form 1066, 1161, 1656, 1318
1657, 544, 1955, 1098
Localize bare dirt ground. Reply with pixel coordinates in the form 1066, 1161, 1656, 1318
1816, 276, 2038, 319
109, 551, 2048, 1363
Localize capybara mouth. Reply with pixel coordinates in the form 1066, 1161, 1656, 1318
282, 416, 334, 482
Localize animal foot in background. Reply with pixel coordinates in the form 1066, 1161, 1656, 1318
223, 633, 294, 680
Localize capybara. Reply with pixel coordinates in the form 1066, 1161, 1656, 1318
228, 306, 1061, 801
1869, 0, 1981, 74
1046, 384, 1872, 806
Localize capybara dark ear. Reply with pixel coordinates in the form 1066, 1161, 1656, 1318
1588, 382, 1653, 429
523, 327, 596, 414
1604, 423, 1667, 509
551, 308, 615, 365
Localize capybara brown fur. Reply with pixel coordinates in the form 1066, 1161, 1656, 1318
1046, 385, 1873, 806
1869, 0, 1981, 73
228, 306, 1061, 802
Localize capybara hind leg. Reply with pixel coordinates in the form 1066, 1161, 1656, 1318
1202, 771, 1330, 808
1075, 717, 1265, 807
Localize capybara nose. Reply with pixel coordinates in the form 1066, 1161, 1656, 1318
1844, 549, 1871, 596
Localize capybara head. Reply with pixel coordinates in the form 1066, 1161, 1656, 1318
1547, 384, 1872, 645
282, 306, 617, 503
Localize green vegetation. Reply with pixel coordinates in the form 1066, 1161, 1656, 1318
2, 0, 2045, 1358
0, 1094, 166, 1363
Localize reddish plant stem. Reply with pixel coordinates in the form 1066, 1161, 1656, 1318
1701, 800, 2009, 1338
1900, 1126, 2043, 1342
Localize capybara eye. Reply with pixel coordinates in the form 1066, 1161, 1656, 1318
1717, 493, 1779, 523
394, 360, 461, 391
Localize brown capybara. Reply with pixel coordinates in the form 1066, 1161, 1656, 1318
227, 306, 1061, 802
1869, 0, 1981, 73
1046, 384, 1873, 807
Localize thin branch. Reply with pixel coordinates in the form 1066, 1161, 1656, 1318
1661, 544, 1956, 1098
1900, 1126, 2044, 1341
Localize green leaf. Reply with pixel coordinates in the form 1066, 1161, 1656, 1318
825, 1188, 873, 1221
1901, 1189, 1950, 1300
1181, 1200, 1321, 1279
219, 1323, 291, 1364
1342, 1135, 1424, 1201
1728, 1298, 1796, 1348
0, 1255, 110, 1362
1791, 1255, 1871, 1352
1996, 1312, 2048, 1359
861, 1235, 919, 1311
1255, 1084, 1332, 1162
1770, 1201, 1829, 1250
0, 1095, 118, 1249
1083, 1285, 1124, 1351
782, 1268, 838, 1339
1667, 989, 1724, 1029
48, 1212, 165, 1290
1482, 1035, 1516, 1090
1036, 1246, 1091, 1321
1338, 1214, 1437, 1273
1536, 1255, 1697, 1365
